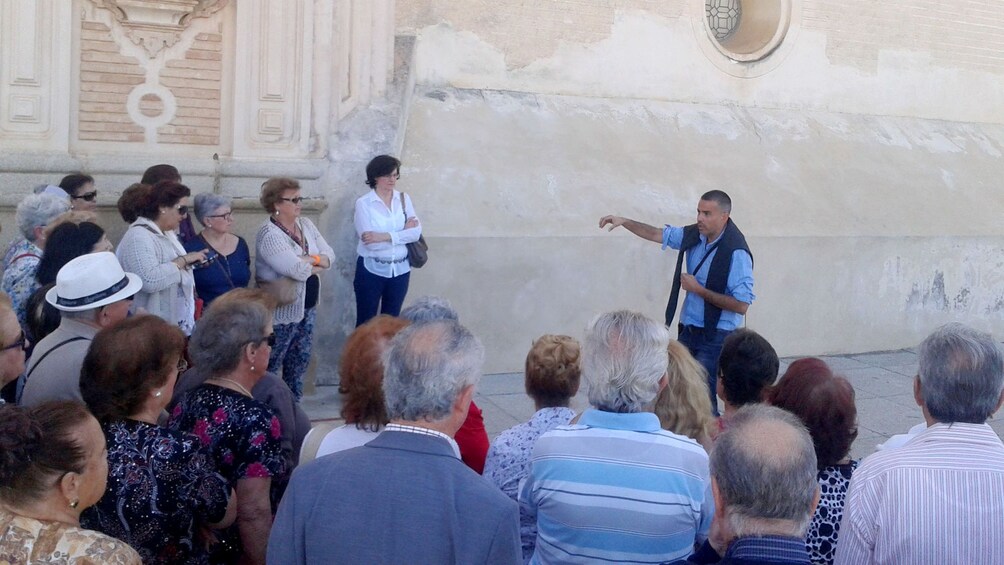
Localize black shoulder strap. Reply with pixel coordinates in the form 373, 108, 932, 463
25, 337, 90, 381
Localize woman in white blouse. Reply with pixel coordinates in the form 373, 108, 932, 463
115, 181, 208, 335
254, 177, 333, 400
353, 155, 422, 327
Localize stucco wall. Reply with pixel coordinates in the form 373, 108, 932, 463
399, 87, 1004, 372
398, 1, 1004, 125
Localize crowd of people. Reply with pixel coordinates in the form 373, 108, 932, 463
0, 166, 1001, 565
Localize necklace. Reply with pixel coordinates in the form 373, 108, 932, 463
209, 377, 253, 398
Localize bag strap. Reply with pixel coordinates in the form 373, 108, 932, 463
399, 192, 409, 225
10, 252, 41, 265
198, 234, 235, 289
298, 421, 340, 465
25, 336, 90, 381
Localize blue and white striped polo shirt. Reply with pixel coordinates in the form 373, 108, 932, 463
519, 409, 713, 564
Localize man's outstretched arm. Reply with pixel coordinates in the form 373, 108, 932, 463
599, 215, 663, 243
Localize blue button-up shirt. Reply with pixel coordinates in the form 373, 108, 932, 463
662, 225, 754, 331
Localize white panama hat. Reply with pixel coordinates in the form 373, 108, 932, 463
45, 252, 142, 312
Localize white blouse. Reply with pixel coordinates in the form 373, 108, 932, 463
353, 190, 422, 278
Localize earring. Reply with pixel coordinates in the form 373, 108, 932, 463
251, 363, 255, 372
70, 499, 79, 509
153, 390, 162, 398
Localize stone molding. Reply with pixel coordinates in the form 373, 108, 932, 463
92, 0, 228, 57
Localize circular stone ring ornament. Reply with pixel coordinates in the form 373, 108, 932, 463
695, 0, 800, 77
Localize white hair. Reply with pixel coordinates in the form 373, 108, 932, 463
16, 194, 70, 241
382, 320, 484, 422
399, 296, 459, 323
193, 193, 231, 227
582, 310, 670, 413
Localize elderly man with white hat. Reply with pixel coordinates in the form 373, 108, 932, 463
19, 252, 141, 406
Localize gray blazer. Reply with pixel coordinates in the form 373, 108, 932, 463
268, 430, 521, 565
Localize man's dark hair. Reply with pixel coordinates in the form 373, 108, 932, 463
718, 328, 778, 406
701, 190, 732, 213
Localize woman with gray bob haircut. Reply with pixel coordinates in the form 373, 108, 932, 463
382, 320, 485, 423
184, 193, 252, 306
583, 310, 670, 414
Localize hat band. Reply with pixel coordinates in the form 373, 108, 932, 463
56, 276, 131, 308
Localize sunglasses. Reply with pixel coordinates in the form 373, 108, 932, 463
2, 331, 27, 353
72, 191, 98, 202
176, 205, 189, 216
279, 197, 304, 204
262, 333, 277, 347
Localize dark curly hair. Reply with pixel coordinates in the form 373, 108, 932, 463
0, 401, 91, 506
340, 315, 410, 431
80, 315, 186, 421
768, 357, 858, 467
718, 328, 779, 407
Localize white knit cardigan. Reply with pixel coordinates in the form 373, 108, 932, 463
254, 217, 334, 325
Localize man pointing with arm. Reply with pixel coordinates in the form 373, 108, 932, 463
600, 190, 754, 416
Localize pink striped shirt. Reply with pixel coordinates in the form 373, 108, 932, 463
835, 422, 1004, 565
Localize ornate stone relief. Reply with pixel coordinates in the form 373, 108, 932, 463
92, 0, 228, 57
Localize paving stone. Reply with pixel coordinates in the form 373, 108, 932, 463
849, 350, 918, 367
841, 367, 915, 399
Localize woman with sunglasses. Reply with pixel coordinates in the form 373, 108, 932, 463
0, 292, 26, 396
185, 193, 252, 307
168, 299, 286, 565
79, 315, 235, 565
254, 177, 333, 401
58, 173, 99, 213
116, 181, 208, 335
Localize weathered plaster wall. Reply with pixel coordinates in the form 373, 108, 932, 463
399, 88, 1004, 372
398, 1, 1004, 125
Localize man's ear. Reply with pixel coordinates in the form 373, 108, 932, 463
913, 375, 924, 408
454, 384, 475, 415
657, 373, 668, 394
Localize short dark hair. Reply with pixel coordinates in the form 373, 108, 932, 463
525, 334, 581, 407
365, 155, 401, 189
132, 180, 191, 221
718, 328, 779, 406
35, 221, 106, 285
80, 315, 186, 421
701, 190, 732, 213
0, 401, 92, 507
767, 357, 858, 466
340, 315, 410, 430
141, 164, 181, 185
58, 174, 94, 198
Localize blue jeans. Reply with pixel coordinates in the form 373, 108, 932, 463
268, 307, 316, 401
353, 256, 410, 327
678, 324, 732, 417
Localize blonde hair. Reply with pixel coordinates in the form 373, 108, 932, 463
655, 340, 715, 447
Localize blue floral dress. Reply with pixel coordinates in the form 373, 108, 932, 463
80, 420, 230, 565
0, 238, 41, 329
483, 407, 576, 564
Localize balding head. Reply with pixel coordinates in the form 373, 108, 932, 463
710, 404, 818, 539
382, 320, 484, 423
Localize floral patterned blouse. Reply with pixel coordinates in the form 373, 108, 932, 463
0, 238, 42, 330
0, 510, 141, 564
483, 406, 576, 564
807, 461, 859, 565
167, 384, 286, 496
79, 419, 231, 565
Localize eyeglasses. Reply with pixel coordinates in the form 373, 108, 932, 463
207, 211, 233, 221
2, 331, 27, 353
261, 333, 276, 347
72, 191, 98, 202
382, 172, 401, 180
279, 197, 304, 204
176, 205, 189, 216
176, 358, 189, 373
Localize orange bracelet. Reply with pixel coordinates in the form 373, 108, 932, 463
311, 254, 322, 266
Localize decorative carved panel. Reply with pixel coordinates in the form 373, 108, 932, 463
92, 0, 228, 57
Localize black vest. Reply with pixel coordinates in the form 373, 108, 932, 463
664, 218, 752, 332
